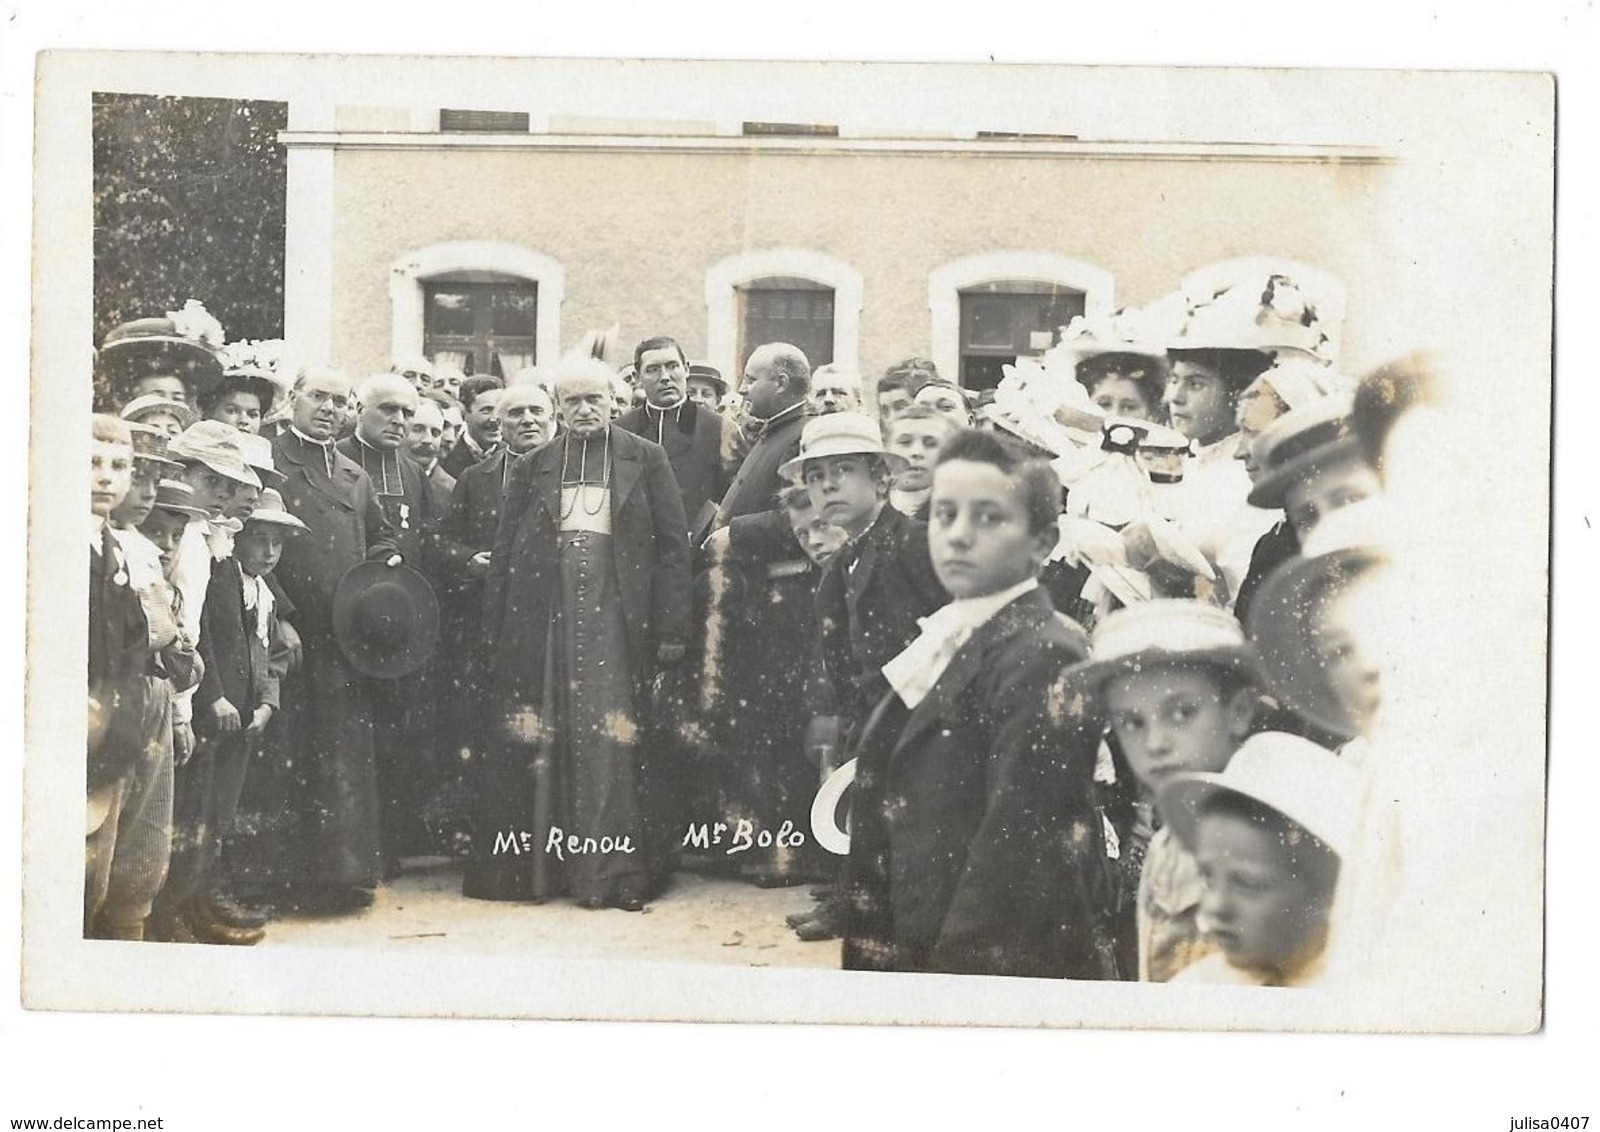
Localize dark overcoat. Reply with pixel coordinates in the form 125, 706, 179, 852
481, 426, 692, 717
336, 438, 441, 569
815, 504, 948, 726
270, 430, 397, 628
434, 449, 516, 605
194, 559, 281, 733
265, 429, 397, 892
710, 401, 809, 530
841, 588, 1118, 979
617, 401, 740, 534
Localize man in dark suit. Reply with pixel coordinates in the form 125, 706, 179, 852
617, 335, 739, 539
709, 342, 812, 533
268, 366, 399, 911
440, 374, 505, 480
335, 373, 451, 868
407, 393, 458, 515
468, 357, 691, 910
433, 381, 557, 817
843, 429, 1116, 979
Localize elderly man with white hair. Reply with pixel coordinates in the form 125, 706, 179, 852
467, 356, 691, 910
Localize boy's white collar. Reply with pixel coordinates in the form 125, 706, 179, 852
882, 577, 1040, 708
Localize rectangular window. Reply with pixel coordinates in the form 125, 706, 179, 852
439, 109, 531, 133
423, 277, 538, 377
738, 277, 835, 372
957, 282, 1085, 390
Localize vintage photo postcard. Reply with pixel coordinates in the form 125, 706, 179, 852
23, 51, 1552, 1033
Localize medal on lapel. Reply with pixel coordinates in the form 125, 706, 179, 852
398, 502, 411, 530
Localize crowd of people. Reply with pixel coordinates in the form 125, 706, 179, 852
83, 270, 1427, 987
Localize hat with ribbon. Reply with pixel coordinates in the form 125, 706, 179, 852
170, 420, 262, 489
1063, 598, 1259, 703
779, 411, 906, 481
687, 362, 728, 397
147, 478, 210, 520
233, 430, 287, 486
331, 560, 440, 678
1244, 500, 1388, 740
120, 394, 199, 433
1157, 730, 1363, 859
242, 487, 308, 532
1245, 393, 1365, 511
99, 300, 227, 401
124, 422, 181, 469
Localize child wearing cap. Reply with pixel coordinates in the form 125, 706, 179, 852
87, 419, 202, 941
120, 394, 198, 440
1160, 731, 1359, 986
841, 428, 1114, 977
884, 404, 957, 520
164, 489, 307, 945
776, 411, 946, 941
162, 423, 262, 798
1070, 599, 1262, 981
786, 411, 948, 730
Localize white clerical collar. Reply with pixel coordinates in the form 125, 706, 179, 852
91, 516, 107, 554
881, 577, 1040, 708
290, 425, 331, 447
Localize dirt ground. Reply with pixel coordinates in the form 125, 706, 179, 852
260, 860, 841, 969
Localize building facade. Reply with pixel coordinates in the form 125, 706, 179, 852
282, 109, 1391, 387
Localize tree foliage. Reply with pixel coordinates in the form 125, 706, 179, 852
92, 93, 288, 401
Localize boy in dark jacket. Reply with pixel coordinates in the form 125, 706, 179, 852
174, 489, 305, 943
841, 428, 1116, 977
781, 412, 948, 941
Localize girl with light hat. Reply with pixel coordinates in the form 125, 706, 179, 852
1153, 277, 1333, 607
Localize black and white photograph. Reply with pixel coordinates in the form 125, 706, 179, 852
5, 7, 1594, 1127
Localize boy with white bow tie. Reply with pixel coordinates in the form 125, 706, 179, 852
841, 428, 1116, 978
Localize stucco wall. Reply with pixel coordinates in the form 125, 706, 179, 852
327, 145, 1394, 380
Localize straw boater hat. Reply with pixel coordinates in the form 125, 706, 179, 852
233, 430, 287, 487
1245, 501, 1388, 741
1245, 393, 1363, 511
687, 362, 728, 397
120, 394, 199, 433
147, 479, 210, 520
778, 412, 907, 482
124, 422, 182, 469
169, 420, 262, 489
99, 300, 227, 402
1157, 730, 1363, 859
1064, 599, 1259, 703
331, 561, 440, 679
243, 488, 308, 531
